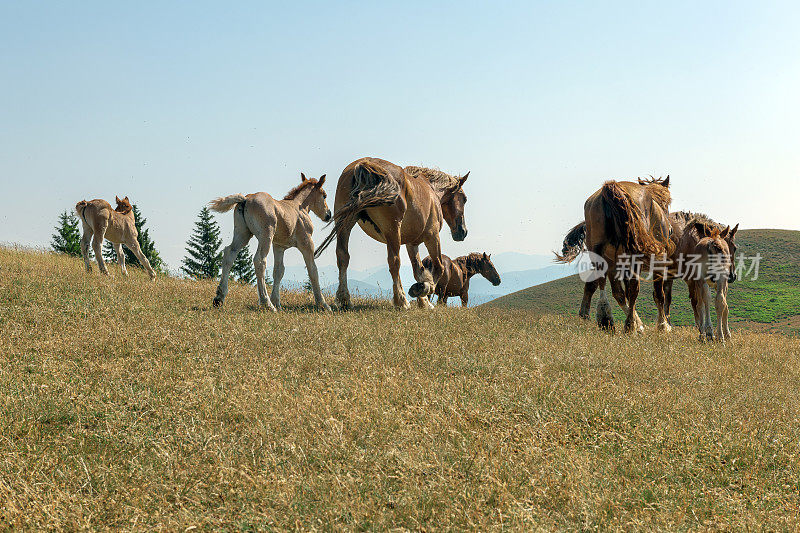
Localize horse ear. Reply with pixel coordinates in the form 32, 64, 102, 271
637, 178, 645, 185
483, 252, 488, 260
721, 225, 730, 238
317, 174, 326, 187
124, 196, 129, 202
663, 175, 670, 188
116, 195, 121, 204
730, 223, 739, 238
459, 171, 470, 187
301, 173, 307, 182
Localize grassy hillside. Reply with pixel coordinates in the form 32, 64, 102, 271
2, 247, 800, 529
486, 229, 800, 336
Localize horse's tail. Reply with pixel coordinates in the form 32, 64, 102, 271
600, 181, 662, 256
208, 194, 247, 213
314, 161, 400, 258
554, 221, 586, 263
75, 200, 88, 223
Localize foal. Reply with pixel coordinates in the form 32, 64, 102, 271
75, 196, 157, 279
422, 252, 501, 307
209, 174, 332, 312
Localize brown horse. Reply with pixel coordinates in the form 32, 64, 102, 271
556, 176, 673, 333
315, 157, 469, 310
75, 196, 157, 280
655, 212, 738, 336
422, 252, 501, 307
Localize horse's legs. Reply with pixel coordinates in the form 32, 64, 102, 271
663, 279, 674, 325
688, 280, 702, 329
579, 279, 598, 319
92, 223, 109, 276
654, 278, 672, 332
126, 238, 156, 280
714, 279, 730, 342
410, 234, 443, 300
460, 292, 469, 307
299, 242, 331, 311
439, 294, 448, 306
253, 232, 277, 311
335, 223, 353, 309
80, 222, 93, 272
385, 229, 410, 310
698, 282, 714, 341
115, 243, 127, 276
213, 227, 251, 307
623, 277, 644, 334
609, 277, 629, 314
270, 245, 286, 310
406, 244, 434, 309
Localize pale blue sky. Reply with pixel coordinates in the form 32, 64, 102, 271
1, 1, 798, 270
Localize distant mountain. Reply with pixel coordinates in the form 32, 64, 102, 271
483, 229, 800, 336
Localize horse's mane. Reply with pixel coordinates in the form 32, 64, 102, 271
404, 166, 460, 194
674, 211, 727, 240
454, 252, 487, 274
638, 177, 672, 212
284, 180, 318, 200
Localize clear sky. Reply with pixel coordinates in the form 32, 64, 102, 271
1, 1, 798, 270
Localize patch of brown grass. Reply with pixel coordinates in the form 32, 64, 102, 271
1, 247, 799, 529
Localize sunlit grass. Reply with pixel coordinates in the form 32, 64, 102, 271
1, 246, 799, 529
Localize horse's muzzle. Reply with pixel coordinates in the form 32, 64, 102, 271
452, 228, 468, 242
324, 210, 332, 223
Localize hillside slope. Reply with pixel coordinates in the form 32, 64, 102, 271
2, 247, 800, 529
485, 229, 800, 335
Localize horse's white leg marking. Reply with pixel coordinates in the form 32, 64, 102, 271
406, 244, 434, 310
270, 245, 286, 310
115, 243, 127, 276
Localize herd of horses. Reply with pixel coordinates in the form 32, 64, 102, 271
75, 156, 738, 341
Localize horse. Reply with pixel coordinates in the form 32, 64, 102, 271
75, 196, 157, 280
556, 176, 673, 333
208, 174, 332, 312
422, 252, 501, 307
655, 213, 738, 339
314, 157, 469, 310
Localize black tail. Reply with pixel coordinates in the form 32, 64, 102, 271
554, 221, 586, 263
314, 161, 400, 258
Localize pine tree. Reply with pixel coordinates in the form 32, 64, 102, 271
51, 210, 84, 257
103, 240, 117, 263
230, 244, 257, 285
182, 207, 223, 279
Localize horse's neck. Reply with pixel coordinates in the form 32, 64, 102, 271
458, 260, 479, 279
285, 189, 313, 213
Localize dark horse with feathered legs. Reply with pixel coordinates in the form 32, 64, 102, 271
556, 176, 673, 333
422, 252, 501, 307
315, 157, 469, 310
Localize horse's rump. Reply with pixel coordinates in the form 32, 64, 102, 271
315, 160, 401, 258
600, 181, 664, 257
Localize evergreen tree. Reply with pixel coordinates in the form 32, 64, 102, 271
230, 244, 257, 285
51, 210, 84, 257
182, 207, 223, 279
103, 240, 117, 263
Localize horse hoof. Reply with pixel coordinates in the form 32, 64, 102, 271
321, 303, 332, 312
658, 323, 672, 333
408, 283, 426, 298
212, 298, 223, 308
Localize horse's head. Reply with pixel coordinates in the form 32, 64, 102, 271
441, 171, 469, 241
300, 173, 332, 222
697, 223, 733, 283
478, 252, 501, 286
115, 195, 133, 214
722, 223, 739, 282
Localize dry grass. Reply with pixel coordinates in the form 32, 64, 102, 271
1, 246, 800, 530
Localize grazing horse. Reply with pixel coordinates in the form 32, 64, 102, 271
209, 174, 332, 312
656, 213, 738, 339
75, 196, 157, 280
556, 176, 673, 333
422, 252, 501, 307
314, 157, 469, 310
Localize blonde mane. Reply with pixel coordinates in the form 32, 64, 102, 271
404, 166, 460, 194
